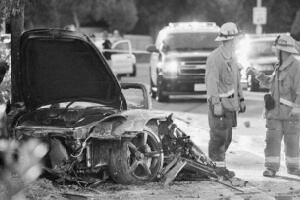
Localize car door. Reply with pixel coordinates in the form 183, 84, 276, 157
111, 40, 135, 75
121, 82, 151, 109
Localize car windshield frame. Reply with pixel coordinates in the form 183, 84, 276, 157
162, 32, 219, 52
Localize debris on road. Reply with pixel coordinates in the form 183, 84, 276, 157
62, 192, 94, 200
156, 116, 248, 192
244, 121, 251, 128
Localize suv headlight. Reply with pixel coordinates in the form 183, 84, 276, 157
162, 60, 179, 77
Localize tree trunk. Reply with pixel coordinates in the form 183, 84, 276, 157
10, 0, 25, 103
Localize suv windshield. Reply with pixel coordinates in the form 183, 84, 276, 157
163, 32, 219, 52
248, 40, 274, 58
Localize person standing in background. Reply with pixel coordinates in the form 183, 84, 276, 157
205, 22, 246, 178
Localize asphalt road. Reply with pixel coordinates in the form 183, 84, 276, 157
122, 63, 267, 118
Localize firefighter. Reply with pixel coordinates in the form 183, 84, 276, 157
249, 35, 300, 177
205, 22, 246, 178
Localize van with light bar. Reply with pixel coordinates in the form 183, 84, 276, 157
146, 22, 220, 102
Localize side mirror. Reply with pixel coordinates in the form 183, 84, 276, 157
121, 82, 151, 109
146, 44, 159, 53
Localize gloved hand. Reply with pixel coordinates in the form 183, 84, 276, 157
213, 103, 223, 117
239, 101, 246, 113
248, 67, 259, 76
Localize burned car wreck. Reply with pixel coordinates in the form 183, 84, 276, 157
9, 29, 226, 186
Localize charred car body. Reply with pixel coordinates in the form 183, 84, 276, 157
8, 29, 217, 185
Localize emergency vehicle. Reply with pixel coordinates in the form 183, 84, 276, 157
147, 22, 220, 102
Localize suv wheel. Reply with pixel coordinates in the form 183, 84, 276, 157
109, 129, 163, 184
156, 76, 169, 102
156, 89, 169, 102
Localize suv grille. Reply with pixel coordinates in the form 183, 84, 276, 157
179, 57, 207, 75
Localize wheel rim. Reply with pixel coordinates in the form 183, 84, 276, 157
126, 130, 163, 181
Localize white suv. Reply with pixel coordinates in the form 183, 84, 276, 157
147, 22, 220, 102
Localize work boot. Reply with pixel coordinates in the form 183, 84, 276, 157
215, 167, 235, 179
287, 168, 300, 176
263, 169, 276, 177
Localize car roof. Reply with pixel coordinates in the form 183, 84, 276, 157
155, 22, 220, 47
162, 22, 220, 34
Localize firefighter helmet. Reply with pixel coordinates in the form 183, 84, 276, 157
215, 22, 240, 41
274, 35, 298, 54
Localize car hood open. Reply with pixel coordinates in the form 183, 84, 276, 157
18, 29, 125, 110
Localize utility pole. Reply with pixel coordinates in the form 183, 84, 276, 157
256, 0, 262, 34
253, 0, 266, 34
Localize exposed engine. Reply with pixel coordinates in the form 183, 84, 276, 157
17, 107, 116, 128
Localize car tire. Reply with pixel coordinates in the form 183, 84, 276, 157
247, 74, 259, 91
156, 76, 169, 102
156, 88, 169, 102
109, 128, 163, 184
130, 64, 137, 77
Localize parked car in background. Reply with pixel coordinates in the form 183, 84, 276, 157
237, 33, 289, 91
147, 22, 220, 102
94, 38, 136, 78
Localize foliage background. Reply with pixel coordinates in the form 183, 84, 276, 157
1, 0, 300, 38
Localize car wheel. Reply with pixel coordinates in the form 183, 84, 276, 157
156, 77, 169, 102
130, 64, 137, 77
109, 128, 163, 184
156, 89, 169, 102
247, 74, 259, 91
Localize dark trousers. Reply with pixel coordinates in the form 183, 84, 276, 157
208, 102, 236, 162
